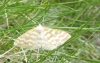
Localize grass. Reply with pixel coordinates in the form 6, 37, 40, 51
0, 0, 100, 63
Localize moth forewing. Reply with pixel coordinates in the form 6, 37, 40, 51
14, 28, 40, 50
41, 27, 71, 50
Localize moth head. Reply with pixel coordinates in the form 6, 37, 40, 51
35, 24, 44, 31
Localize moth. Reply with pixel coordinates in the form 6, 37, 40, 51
14, 24, 71, 50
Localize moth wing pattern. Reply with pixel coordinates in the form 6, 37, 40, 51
41, 27, 71, 50
14, 24, 71, 50
14, 28, 43, 50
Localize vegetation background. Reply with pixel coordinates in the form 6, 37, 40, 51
0, 0, 100, 63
